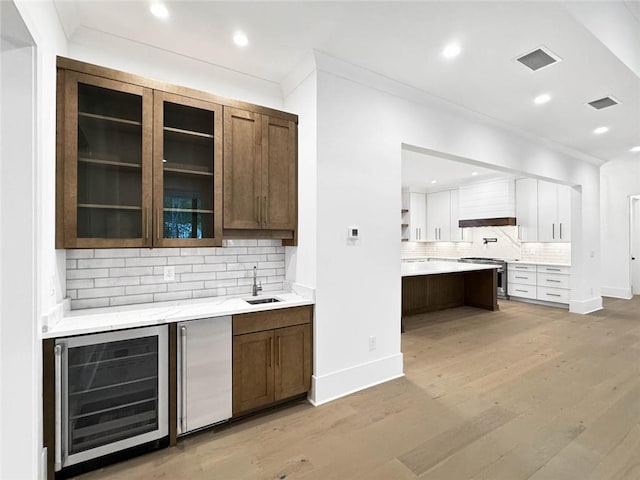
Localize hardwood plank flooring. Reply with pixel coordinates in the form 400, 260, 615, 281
77, 297, 640, 480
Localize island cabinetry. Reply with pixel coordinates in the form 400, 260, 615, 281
223, 108, 297, 240
232, 306, 312, 416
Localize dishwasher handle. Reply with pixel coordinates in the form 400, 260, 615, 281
180, 326, 187, 433
54, 344, 63, 471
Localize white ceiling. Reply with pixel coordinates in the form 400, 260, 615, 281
53, 1, 640, 164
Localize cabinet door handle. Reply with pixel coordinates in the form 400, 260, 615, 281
256, 196, 260, 224
435, 228, 437, 240
552, 223, 555, 239
156, 208, 161, 240
54, 344, 63, 471
144, 207, 150, 241
546, 293, 562, 297
515, 289, 528, 293
515, 266, 528, 270
546, 279, 561, 283
515, 276, 527, 279
276, 337, 281, 366
263, 196, 268, 226
268, 337, 273, 368
546, 268, 561, 272
559, 223, 563, 239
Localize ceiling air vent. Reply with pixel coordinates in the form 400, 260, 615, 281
587, 96, 619, 110
516, 47, 561, 72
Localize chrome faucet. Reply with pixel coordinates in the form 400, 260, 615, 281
252, 265, 262, 296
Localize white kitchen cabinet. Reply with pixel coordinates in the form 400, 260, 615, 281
408, 192, 427, 241
449, 189, 465, 241
515, 178, 538, 242
426, 191, 450, 241
538, 181, 571, 242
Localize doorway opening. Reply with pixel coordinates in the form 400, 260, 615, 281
630, 195, 640, 296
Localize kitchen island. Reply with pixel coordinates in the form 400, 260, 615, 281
402, 261, 498, 317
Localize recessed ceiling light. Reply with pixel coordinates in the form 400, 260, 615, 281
534, 94, 551, 105
630, 146, 640, 152
150, 3, 169, 19
431, 180, 438, 184
593, 126, 609, 135
471, 171, 479, 176
442, 43, 461, 59
233, 31, 249, 47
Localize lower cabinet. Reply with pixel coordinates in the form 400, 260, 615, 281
232, 305, 312, 416
507, 262, 571, 307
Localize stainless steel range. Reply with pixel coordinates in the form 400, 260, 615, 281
459, 257, 508, 299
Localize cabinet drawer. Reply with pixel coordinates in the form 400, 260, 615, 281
536, 265, 570, 275
537, 272, 570, 289
233, 305, 312, 335
537, 286, 569, 304
508, 263, 536, 273
508, 270, 536, 286
508, 283, 536, 299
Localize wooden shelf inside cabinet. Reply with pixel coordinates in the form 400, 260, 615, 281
78, 157, 142, 170
163, 207, 214, 214
78, 203, 142, 210
163, 164, 214, 177
163, 126, 214, 139
78, 111, 142, 127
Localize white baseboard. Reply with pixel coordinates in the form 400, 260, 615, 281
308, 353, 404, 406
570, 296, 603, 315
601, 286, 633, 299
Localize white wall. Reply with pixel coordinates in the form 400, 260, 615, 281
600, 158, 640, 298
306, 51, 601, 404
68, 27, 284, 111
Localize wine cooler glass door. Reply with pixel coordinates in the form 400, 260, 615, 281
55, 325, 168, 470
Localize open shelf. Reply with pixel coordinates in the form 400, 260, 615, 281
78, 203, 142, 211
78, 157, 141, 170
78, 111, 142, 127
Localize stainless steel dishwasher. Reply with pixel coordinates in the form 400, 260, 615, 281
177, 316, 232, 435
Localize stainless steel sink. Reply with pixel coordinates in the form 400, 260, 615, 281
245, 297, 281, 305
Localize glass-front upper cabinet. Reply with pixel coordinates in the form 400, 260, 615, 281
59, 71, 153, 248
153, 92, 222, 246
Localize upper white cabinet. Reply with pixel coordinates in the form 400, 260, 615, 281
537, 180, 571, 242
449, 189, 464, 242
515, 178, 538, 242
515, 179, 571, 242
407, 191, 427, 241
459, 178, 515, 221
426, 191, 450, 241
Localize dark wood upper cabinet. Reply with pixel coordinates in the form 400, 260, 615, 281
153, 92, 223, 247
58, 70, 153, 248
223, 108, 297, 239
56, 57, 297, 249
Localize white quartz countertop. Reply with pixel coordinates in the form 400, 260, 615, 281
401, 261, 498, 277
44, 291, 314, 339
506, 260, 571, 267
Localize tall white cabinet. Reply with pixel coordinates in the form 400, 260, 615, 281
426, 191, 450, 241
515, 178, 538, 242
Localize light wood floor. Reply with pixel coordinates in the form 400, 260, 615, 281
78, 297, 640, 480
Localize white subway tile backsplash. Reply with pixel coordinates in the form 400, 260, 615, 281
78, 258, 125, 269
66, 241, 285, 309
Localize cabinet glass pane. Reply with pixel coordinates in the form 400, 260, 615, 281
162, 102, 215, 239
66, 336, 159, 455
77, 83, 143, 239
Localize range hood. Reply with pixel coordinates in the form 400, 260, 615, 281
458, 217, 516, 228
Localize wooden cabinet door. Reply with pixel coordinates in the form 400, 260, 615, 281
274, 324, 312, 401
153, 92, 223, 247
262, 116, 296, 230
223, 107, 262, 230
58, 71, 153, 248
232, 330, 274, 415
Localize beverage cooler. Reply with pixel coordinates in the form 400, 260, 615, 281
54, 325, 168, 472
